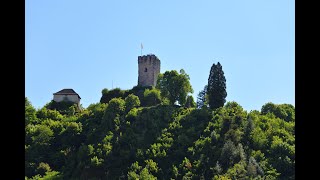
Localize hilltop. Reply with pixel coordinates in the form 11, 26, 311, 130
25, 64, 294, 179
25, 96, 294, 180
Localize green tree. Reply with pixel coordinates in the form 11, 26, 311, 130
261, 102, 277, 115
25, 94, 294, 180
87, 103, 107, 119
103, 98, 126, 130
32, 125, 54, 145
127, 161, 157, 180
36, 162, 52, 176
104, 98, 126, 119
25, 97, 38, 125
41, 171, 62, 180
143, 88, 162, 106
224, 161, 247, 179
261, 102, 295, 122
45, 100, 78, 114
246, 156, 264, 177
213, 161, 223, 175
156, 69, 193, 106
220, 140, 239, 169
100, 88, 127, 104
207, 62, 227, 110
196, 85, 208, 109
185, 95, 196, 108
36, 107, 64, 121
125, 94, 141, 112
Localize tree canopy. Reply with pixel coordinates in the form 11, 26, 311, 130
207, 62, 227, 110
25, 65, 294, 179
197, 85, 208, 109
26, 96, 294, 179
156, 69, 193, 106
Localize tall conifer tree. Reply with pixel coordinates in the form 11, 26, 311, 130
207, 62, 227, 109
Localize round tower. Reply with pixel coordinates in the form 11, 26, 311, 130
138, 54, 161, 87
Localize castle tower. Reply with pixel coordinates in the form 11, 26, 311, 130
138, 54, 161, 87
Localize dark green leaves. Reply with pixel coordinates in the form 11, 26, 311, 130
207, 62, 227, 110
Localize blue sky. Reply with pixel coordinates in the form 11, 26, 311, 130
26, 0, 295, 111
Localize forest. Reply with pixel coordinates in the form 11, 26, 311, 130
25, 63, 295, 180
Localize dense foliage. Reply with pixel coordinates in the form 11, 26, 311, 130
100, 86, 156, 107
26, 66, 294, 179
197, 85, 208, 109
156, 69, 193, 106
45, 100, 80, 116
25, 96, 295, 179
207, 62, 227, 110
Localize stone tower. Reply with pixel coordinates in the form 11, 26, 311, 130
138, 54, 161, 87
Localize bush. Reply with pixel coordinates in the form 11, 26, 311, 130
143, 88, 162, 106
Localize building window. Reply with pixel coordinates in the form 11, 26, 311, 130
145, 68, 148, 72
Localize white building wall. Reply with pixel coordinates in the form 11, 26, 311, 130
53, 94, 80, 104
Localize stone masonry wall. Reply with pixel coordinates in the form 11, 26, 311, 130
138, 54, 160, 86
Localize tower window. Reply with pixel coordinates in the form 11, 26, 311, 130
145, 68, 148, 72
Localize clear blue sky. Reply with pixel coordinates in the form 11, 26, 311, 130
26, 0, 295, 111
